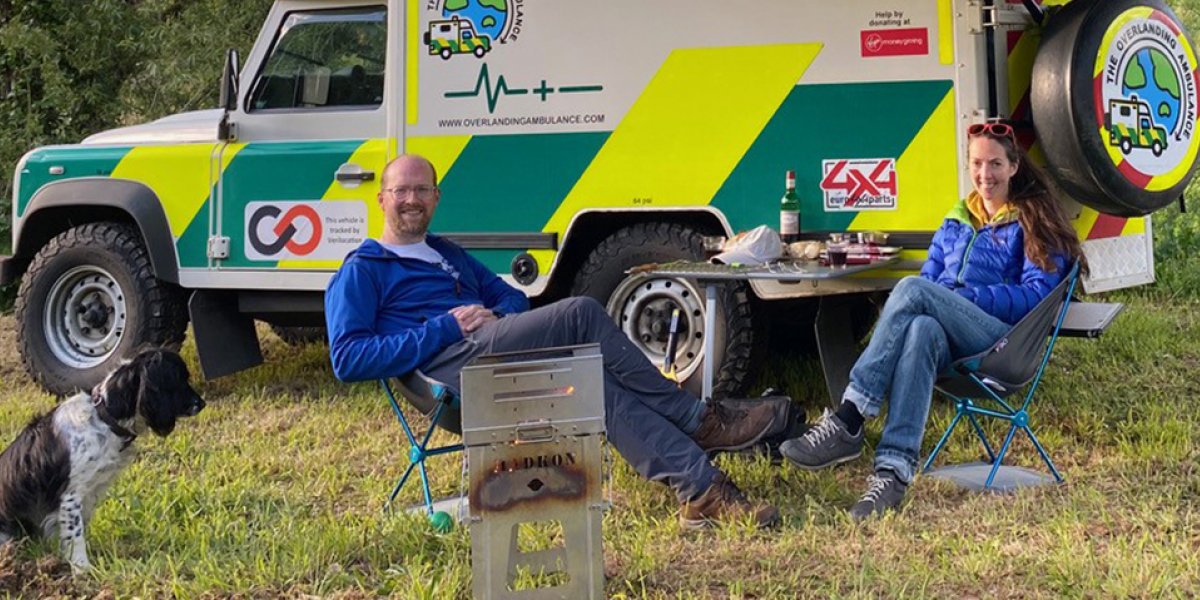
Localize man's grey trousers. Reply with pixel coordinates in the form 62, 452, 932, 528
423, 297, 716, 501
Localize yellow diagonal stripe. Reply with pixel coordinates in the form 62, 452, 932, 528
1007, 30, 1038, 112
850, 89, 958, 231
1123, 216, 1146, 235
1074, 206, 1101, 239
111, 143, 244, 237
406, 135, 472, 189
541, 43, 821, 235
276, 139, 389, 269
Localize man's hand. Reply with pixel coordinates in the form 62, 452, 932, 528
450, 304, 498, 334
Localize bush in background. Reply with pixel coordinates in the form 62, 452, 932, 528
0, 0, 270, 310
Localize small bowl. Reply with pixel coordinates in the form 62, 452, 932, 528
858, 231, 889, 245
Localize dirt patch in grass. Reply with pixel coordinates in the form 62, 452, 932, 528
0, 542, 89, 598
0, 314, 30, 386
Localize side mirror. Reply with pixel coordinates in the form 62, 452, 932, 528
218, 49, 240, 141
219, 48, 240, 112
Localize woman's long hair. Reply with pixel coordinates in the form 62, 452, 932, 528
973, 129, 1089, 275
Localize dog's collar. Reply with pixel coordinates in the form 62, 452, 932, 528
90, 388, 137, 451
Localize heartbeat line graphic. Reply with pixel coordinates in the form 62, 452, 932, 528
444, 63, 603, 113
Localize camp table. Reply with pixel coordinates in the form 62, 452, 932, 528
631, 256, 900, 406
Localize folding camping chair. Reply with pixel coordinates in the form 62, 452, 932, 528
379, 371, 464, 520
922, 262, 1080, 490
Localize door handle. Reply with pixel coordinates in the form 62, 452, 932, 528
335, 170, 375, 182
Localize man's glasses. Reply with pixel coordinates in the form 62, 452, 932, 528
967, 122, 1016, 143
383, 185, 437, 200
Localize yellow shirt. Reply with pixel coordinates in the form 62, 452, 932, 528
965, 191, 1018, 230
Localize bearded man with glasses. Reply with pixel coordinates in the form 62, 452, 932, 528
324, 154, 781, 529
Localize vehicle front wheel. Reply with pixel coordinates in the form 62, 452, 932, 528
571, 223, 759, 399
15, 222, 188, 396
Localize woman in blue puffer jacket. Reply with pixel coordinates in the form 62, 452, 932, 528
781, 122, 1088, 518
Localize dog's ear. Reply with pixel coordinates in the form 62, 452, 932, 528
101, 356, 144, 422
136, 350, 183, 437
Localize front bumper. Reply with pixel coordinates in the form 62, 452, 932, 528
0, 255, 16, 286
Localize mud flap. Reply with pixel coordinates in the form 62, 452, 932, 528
188, 290, 264, 379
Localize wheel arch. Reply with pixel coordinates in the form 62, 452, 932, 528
537, 208, 730, 302
13, 178, 180, 285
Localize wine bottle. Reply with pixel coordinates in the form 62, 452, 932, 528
780, 170, 800, 243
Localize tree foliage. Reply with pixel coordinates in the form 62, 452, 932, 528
0, 0, 271, 256
0, 0, 270, 309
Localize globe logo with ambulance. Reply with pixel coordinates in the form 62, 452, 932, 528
1096, 7, 1200, 190
426, 0, 517, 60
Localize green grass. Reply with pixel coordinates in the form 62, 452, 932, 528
1, 276, 1198, 598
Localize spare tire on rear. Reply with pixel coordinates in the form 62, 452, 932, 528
1032, 0, 1200, 216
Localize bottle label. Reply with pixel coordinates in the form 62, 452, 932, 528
780, 212, 799, 235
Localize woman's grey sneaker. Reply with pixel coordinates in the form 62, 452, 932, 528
849, 469, 907, 521
778, 408, 864, 470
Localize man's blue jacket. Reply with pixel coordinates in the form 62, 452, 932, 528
920, 197, 1067, 325
324, 235, 530, 382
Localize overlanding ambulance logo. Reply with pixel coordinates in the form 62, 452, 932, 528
820, 159, 898, 211
425, 0, 522, 60
245, 202, 367, 261
1097, 7, 1200, 190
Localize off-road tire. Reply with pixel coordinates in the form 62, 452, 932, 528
15, 222, 188, 396
571, 223, 759, 399
270, 324, 328, 346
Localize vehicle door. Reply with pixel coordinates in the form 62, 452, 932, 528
217, 2, 390, 289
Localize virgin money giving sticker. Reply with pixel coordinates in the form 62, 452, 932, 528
1095, 7, 1200, 192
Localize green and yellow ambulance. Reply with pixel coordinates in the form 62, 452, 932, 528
3, 0, 1197, 396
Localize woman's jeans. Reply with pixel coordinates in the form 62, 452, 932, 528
844, 276, 1011, 483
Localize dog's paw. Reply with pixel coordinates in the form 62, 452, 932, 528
69, 557, 93, 575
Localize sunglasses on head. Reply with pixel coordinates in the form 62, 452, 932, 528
967, 122, 1016, 143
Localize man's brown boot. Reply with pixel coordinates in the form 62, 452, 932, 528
690, 400, 777, 452
679, 472, 781, 530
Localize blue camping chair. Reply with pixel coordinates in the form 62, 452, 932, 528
380, 371, 464, 517
922, 262, 1080, 489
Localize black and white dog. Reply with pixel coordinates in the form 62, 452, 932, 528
0, 348, 205, 572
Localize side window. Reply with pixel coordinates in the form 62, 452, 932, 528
1120, 106, 1131, 117
248, 7, 386, 111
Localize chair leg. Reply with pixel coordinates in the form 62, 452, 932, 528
381, 382, 464, 517
922, 409, 965, 472
985, 424, 1020, 489
966, 412, 996, 463
1022, 425, 1064, 483
417, 459, 435, 516
387, 461, 421, 511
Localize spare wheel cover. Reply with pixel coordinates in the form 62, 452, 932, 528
1032, 0, 1200, 216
